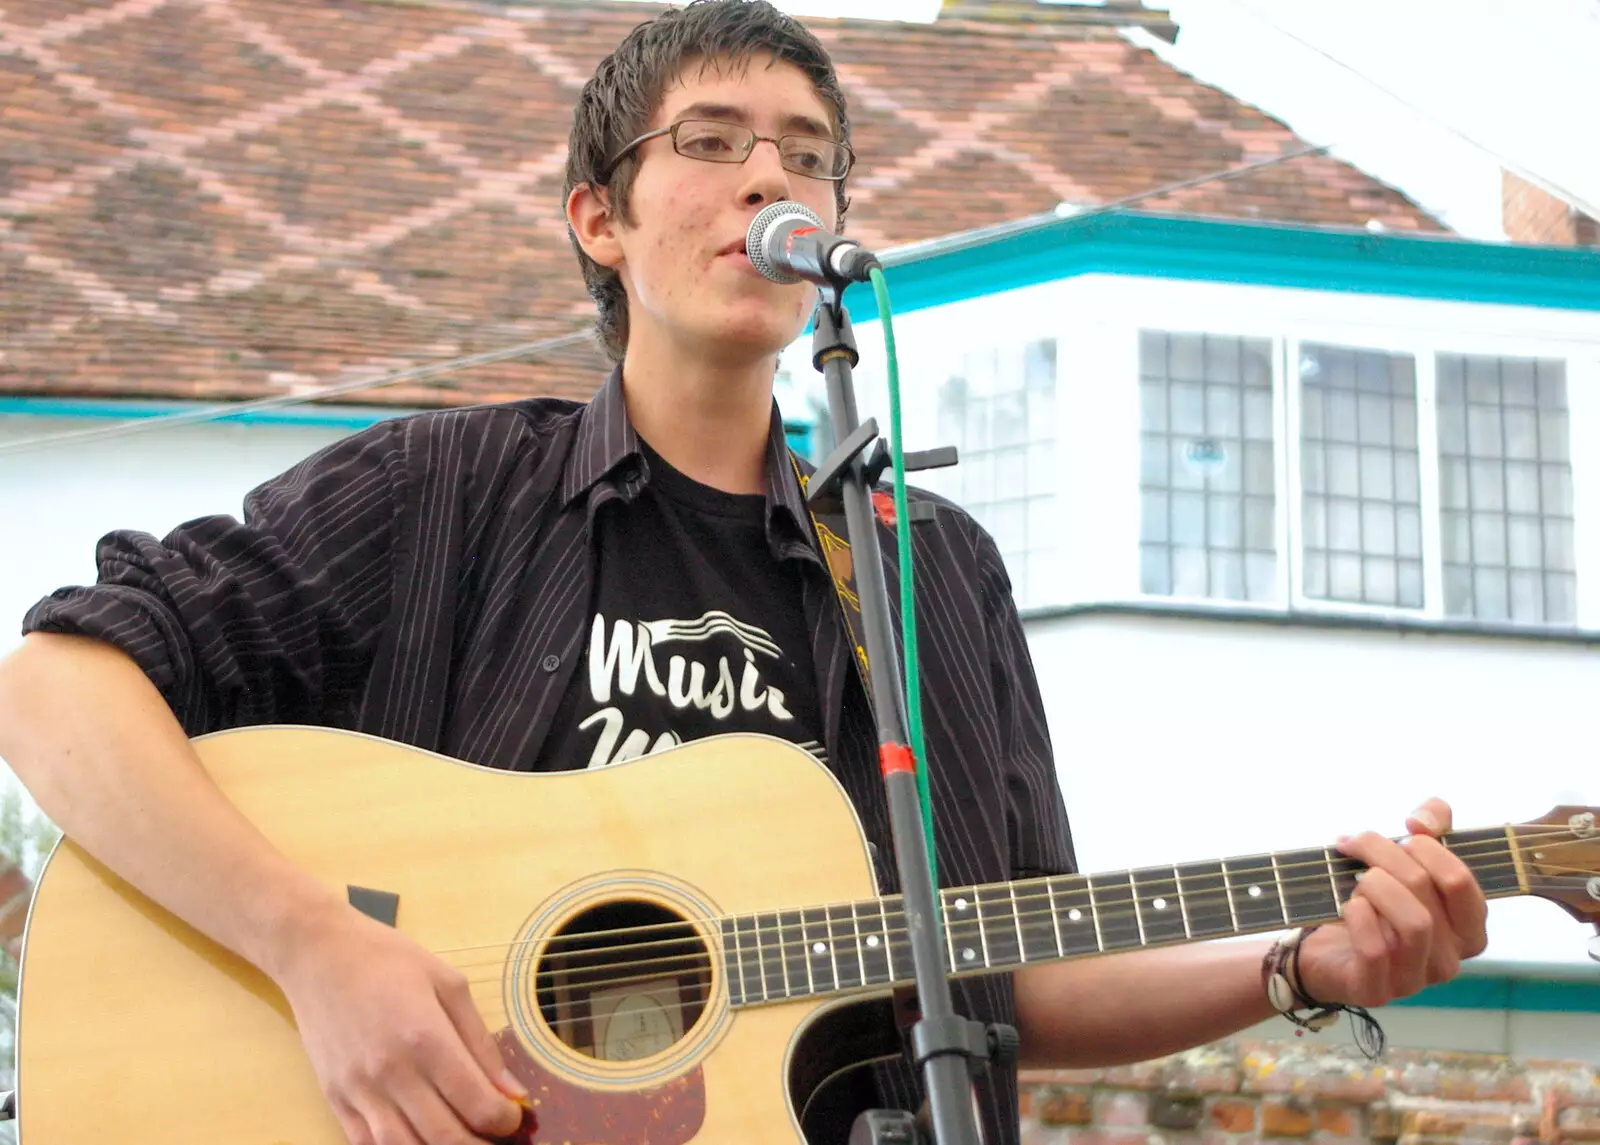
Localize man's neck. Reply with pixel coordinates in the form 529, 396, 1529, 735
620, 353, 776, 497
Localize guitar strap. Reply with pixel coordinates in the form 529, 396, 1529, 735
788, 450, 880, 709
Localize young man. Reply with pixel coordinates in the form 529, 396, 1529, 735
0, 2, 1487, 1144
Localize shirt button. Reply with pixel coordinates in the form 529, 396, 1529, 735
541, 654, 561, 672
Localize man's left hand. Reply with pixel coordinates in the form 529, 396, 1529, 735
1296, 797, 1489, 1008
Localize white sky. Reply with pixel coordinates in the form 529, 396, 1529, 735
689, 0, 1600, 241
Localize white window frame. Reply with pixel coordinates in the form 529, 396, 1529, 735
1060, 274, 1600, 629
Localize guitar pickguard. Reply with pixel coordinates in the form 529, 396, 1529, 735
494, 1027, 706, 1145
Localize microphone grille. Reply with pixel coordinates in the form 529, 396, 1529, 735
746, 201, 823, 285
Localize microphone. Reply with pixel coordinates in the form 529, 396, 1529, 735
746, 201, 881, 287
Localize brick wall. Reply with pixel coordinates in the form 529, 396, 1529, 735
1502, 170, 1597, 247
1021, 1040, 1600, 1145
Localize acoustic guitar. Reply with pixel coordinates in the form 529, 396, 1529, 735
12, 726, 1600, 1143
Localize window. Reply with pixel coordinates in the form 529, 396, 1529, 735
1297, 344, 1424, 608
932, 339, 1057, 606
1437, 353, 1576, 624
1139, 331, 1277, 602
1136, 331, 1581, 627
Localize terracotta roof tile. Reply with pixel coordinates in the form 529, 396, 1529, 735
0, 0, 1447, 407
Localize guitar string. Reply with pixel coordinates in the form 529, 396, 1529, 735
467, 862, 1600, 1042
420, 830, 1586, 973
457, 860, 1561, 1011
462, 855, 1574, 1039
439, 849, 1592, 994
423, 828, 1577, 964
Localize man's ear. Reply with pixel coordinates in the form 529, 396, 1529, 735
567, 183, 624, 269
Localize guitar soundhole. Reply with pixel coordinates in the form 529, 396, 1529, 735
535, 899, 711, 1063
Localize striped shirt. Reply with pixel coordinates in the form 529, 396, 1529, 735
24, 367, 1077, 1144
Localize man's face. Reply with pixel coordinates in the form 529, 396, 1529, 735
609, 56, 843, 367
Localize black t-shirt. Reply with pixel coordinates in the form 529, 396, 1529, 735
539, 442, 824, 772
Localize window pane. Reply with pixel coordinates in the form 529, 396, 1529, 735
1300, 343, 1420, 607
933, 340, 1059, 608
1246, 553, 1277, 602
1246, 496, 1276, 550
1436, 353, 1574, 624
1140, 330, 1276, 602
1141, 544, 1172, 595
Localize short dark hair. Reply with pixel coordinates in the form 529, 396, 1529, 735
564, 0, 852, 362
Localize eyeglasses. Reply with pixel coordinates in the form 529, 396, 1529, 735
598, 119, 854, 183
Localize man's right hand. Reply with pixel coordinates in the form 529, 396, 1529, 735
273, 908, 528, 1145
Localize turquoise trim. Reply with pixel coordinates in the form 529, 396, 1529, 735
1393, 976, 1600, 1013
0, 397, 406, 429
839, 211, 1600, 324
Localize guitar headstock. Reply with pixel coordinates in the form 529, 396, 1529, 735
1511, 806, 1600, 929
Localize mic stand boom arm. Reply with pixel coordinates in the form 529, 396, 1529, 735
804, 283, 1007, 1145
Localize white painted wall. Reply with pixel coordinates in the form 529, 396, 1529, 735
1024, 609, 1599, 973
0, 412, 363, 673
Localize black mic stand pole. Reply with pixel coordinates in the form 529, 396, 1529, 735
804, 278, 1006, 1145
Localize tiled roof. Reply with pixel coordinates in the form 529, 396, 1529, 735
0, 0, 1446, 408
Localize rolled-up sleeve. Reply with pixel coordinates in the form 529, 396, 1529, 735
22, 419, 409, 734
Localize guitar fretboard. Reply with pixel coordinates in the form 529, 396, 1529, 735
717, 828, 1523, 1007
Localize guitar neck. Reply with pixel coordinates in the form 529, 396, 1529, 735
718, 828, 1527, 1007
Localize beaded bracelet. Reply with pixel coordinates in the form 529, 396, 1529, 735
1261, 926, 1387, 1059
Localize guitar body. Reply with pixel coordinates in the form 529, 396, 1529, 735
15, 727, 891, 1144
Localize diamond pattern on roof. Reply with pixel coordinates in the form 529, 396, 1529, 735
0, 0, 1447, 408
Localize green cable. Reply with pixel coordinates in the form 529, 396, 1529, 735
867, 266, 937, 891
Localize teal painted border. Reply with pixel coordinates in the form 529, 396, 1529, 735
843, 210, 1600, 324
1395, 975, 1600, 1013
1, 397, 820, 454
0, 397, 404, 429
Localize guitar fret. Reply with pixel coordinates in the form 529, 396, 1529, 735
766, 911, 791, 1000
1050, 876, 1100, 956
850, 902, 869, 987
822, 904, 849, 988
1131, 866, 1186, 945
1452, 828, 1524, 896
801, 907, 836, 994
1180, 861, 1233, 937
778, 909, 810, 998
720, 917, 744, 1006
1225, 856, 1285, 931
1088, 873, 1140, 951
1045, 880, 1065, 958
1130, 873, 1147, 946
883, 896, 910, 982
949, 888, 986, 970
857, 899, 893, 986
734, 914, 764, 1003
755, 911, 786, 1001
975, 885, 1019, 968
942, 891, 960, 973
1270, 853, 1290, 926
1174, 865, 1192, 940
1017, 881, 1058, 963
1219, 861, 1240, 931
1277, 848, 1340, 927
1331, 853, 1362, 912
1010, 884, 1027, 963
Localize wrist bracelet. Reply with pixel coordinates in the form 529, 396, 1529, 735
1261, 926, 1387, 1058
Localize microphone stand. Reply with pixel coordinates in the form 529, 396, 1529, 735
803, 278, 1010, 1145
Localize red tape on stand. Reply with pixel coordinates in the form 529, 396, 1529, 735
879, 743, 916, 777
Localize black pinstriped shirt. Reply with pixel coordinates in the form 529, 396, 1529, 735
24, 368, 1076, 1144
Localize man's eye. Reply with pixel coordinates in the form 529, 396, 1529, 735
680, 132, 736, 156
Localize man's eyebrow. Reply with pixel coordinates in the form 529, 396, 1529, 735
671, 102, 834, 139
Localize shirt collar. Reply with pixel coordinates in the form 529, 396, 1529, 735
561, 367, 819, 563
